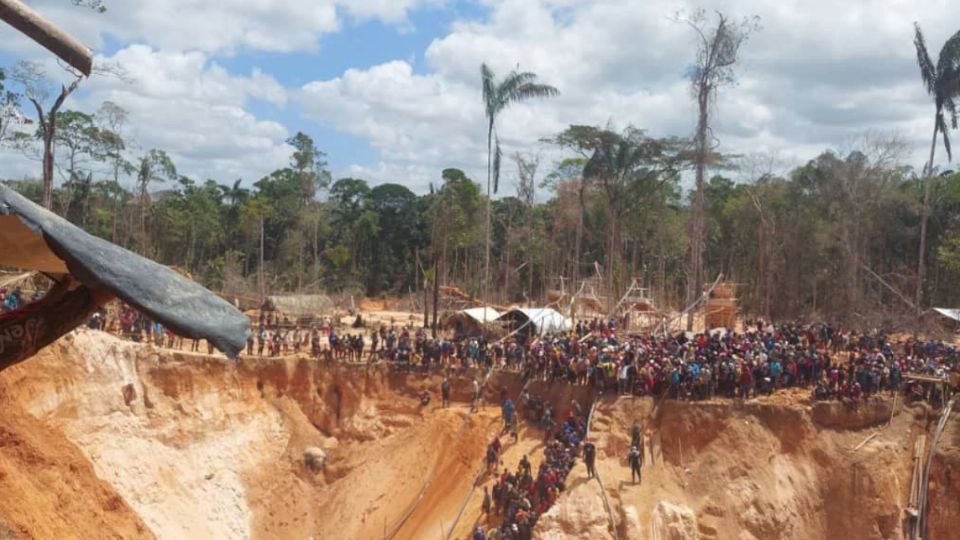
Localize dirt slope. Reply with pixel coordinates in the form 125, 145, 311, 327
0, 329, 956, 540
0, 329, 519, 539
0, 378, 151, 539
537, 391, 960, 540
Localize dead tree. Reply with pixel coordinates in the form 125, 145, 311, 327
681, 10, 758, 329
10, 61, 82, 208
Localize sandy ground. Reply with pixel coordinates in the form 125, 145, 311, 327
0, 329, 525, 539
0, 328, 957, 539
537, 391, 947, 539
446, 425, 546, 539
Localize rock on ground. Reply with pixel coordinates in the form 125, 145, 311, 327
535, 482, 614, 540
650, 501, 698, 540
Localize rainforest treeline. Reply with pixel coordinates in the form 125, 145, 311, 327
4, 117, 960, 323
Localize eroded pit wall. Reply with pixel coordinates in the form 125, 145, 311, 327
925, 423, 960, 540
537, 394, 960, 540
1, 328, 958, 540
0, 329, 531, 539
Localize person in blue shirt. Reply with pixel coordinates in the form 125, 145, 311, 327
3, 289, 22, 311
502, 398, 515, 430
769, 359, 783, 388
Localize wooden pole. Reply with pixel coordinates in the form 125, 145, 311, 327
258, 213, 265, 302
0, 0, 92, 75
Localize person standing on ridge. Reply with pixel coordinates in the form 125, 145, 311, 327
629, 444, 642, 484
583, 438, 597, 478
630, 421, 642, 449
471, 378, 480, 413
502, 398, 515, 431
441, 377, 451, 408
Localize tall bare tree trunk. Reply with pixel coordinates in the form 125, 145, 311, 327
259, 213, 265, 302
313, 218, 320, 283
756, 218, 764, 314
41, 128, 54, 208
574, 182, 585, 300
297, 235, 304, 292
528, 222, 534, 307
417, 249, 428, 328
432, 252, 440, 338
916, 116, 939, 313
503, 215, 511, 303
28, 79, 80, 209
423, 277, 429, 329
687, 91, 709, 330
607, 216, 616, 313
483, 120, 494, 314
657, 249, 666, 309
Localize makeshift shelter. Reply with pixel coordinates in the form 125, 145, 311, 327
443, 307, 501, 337
705, 282, 738, 330
264, 294, 334, 319
933, 308, 960, 322
499, 308, 572, 337
0, 184, 250, 366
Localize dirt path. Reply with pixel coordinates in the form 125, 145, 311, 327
391, 406, 500, 540
445, 425, 545, 539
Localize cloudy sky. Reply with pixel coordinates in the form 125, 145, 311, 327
0, 0, 956, 193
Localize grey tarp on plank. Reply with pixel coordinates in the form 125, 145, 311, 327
0, 184, 250, 357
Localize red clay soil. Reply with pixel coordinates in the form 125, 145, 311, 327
0, 380, 151, 539
0, 328, 957, 540
541, 391, 960, 540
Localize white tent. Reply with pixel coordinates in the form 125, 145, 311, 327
933, 308, 960, 322
461, 307, 501, 323
500, 308, 572, 335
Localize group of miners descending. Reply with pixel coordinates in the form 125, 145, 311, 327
460, 388, 648, 540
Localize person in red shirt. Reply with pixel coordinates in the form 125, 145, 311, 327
739, 362, 754, 399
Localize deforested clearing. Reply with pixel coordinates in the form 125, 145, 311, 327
0, 328, 955, 539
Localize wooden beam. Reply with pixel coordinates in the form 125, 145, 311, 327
903, 372, 948, 384
0, 0, 92, 76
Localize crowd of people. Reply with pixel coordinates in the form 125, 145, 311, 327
475, 401, 588, 540
91, 300, 959, 408
364, 317, 959, 409
0, 287, 42, 312
6, 288, 950, 538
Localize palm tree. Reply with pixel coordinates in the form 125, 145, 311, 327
480, 63, 558, 310
583, 128, 678, 311
913, 23, 960, 310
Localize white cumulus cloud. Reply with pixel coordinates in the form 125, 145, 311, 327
298, 0, 960, 191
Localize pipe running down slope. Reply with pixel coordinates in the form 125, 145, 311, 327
586, 399, 621, 540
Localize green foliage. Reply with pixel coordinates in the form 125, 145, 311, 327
914, 24, 960, 162
480, 63, 558, 194
0, 68, 22, 144
286, 131, 331, 200
7, 79, 960, 323
72, 0, 107, 13
938, 232, 960, 274
137, 149, 177, 193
